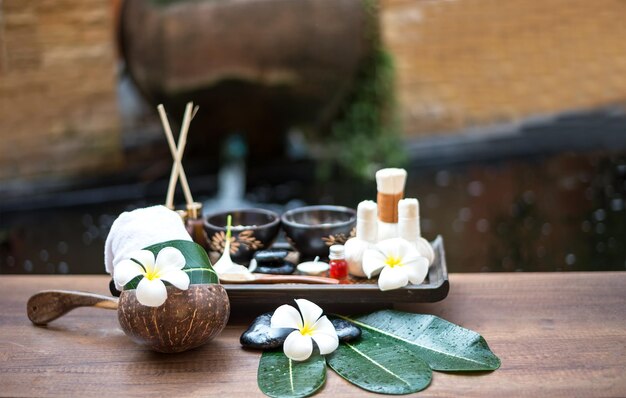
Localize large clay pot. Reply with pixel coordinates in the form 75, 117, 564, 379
119, 0, 372, 161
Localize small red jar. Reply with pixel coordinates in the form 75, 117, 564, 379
328, 244, 348, 280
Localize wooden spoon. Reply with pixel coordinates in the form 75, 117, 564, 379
219, 273, 339, 284
27, 290, 118, 326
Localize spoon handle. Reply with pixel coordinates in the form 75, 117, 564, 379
27, 290, 119, 326
251, 274, 340, 284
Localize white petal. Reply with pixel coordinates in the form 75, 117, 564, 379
380, 237, 419, 257
155, 247, 186, 272
362, 249, 387, 278
378, 265, 409, 291
113, 259, 145, 287
311, 333, 339, 356
271, 304, 303, 329
310, 316, 339, 355
136, 277, 168, 307
311, 315, 337, 336
130, 250, 155, 274
396, 238, 420, 258
159, 268, 190, 290
295, 299, 323, 327
214, 256, 251, 276
375, 238, 403, 257
283, 330, 313, 361
212, 254, 231, 273
213, 252, 241, 274
403, 256, 429, 285
416, 238, 435, 264
404, 257, 428, 285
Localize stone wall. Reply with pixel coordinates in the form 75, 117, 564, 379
2, 0, 626, 186
381, 0, 626, 135
0, 0, 121, 185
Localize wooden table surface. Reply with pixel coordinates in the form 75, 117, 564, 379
1, 273, 625, 397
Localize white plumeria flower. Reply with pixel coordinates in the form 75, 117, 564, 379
363, 238, 429, 291
213, 214, 254, 279
114, 247, 190, 307
212, 237, 251, 276
271, 299, 339, 361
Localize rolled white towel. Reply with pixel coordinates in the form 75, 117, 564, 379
105, 205, 192, 290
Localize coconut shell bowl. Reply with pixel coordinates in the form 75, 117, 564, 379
27, 284, 230, 354
118, 284, 230, 353
204, 208, 281, 263
281, 205, 357, 260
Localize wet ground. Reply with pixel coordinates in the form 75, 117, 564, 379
1, 148, 624, 275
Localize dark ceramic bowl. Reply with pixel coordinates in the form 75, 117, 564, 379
281, 205, 357, 260
204, 208, 281, 263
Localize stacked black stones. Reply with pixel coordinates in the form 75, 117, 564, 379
240, 312, 362, 349
253, 249, 296, 275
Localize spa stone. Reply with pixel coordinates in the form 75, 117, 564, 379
254, 249, 289, 265
240, 313, 361, 349
255, 261, 296, 275
240, 313, 292, 349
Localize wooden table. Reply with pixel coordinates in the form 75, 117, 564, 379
1, 273, 625, 397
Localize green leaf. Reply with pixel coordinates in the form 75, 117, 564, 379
258, 350, 326, 398
123, 240, 218, 290
327, 328, 432, 395
341, 310, 501, 371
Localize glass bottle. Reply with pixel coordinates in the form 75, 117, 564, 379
186, 202, 209, 251
328, 244, 348, 280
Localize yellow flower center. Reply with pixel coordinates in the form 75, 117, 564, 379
385, 256, 403, 268
300, 323, 315, 336
144, 269, 160, 281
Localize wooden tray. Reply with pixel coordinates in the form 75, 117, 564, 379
224, 235, 449, 305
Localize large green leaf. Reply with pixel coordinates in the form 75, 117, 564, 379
123, 240, 218, 290
327, 328, 432, 395
258, 350, 326, 398
341, 310, 501, 371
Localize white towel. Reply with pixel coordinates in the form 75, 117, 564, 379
104, 205, 192, 289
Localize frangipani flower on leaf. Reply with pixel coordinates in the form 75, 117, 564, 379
213, 214, 254, 280
363, 238, 429, 291
271, 299, 339, 361
114, 247, 190, 307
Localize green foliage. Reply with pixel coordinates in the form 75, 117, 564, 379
255, 310, 500, 397
258, 350, 326, 398
342, 310, 501, 371
123, 240, 218, 290
327, 328, 432, 394
319, 0, 407, 180
324, 50, 406, 181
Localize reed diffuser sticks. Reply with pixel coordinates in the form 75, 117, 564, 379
157, 102, 198, 209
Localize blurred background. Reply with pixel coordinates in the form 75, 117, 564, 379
1, 0, 625, 275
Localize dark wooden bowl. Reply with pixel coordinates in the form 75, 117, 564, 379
118, 284, 230, 353
281, 205, 356, 260
204, 208, 281, 264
